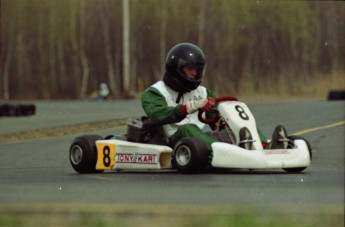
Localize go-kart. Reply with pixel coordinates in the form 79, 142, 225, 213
69, 96, 312, 174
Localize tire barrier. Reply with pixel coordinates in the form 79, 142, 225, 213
327, 90, 345, 101
0, 104, 36, 117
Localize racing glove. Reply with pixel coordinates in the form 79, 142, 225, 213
183, 98, 216, 114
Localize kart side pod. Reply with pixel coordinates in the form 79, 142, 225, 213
211, 139, 311, 170
95, 139, 173, 171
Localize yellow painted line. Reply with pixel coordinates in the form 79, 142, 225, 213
292, 121, 345, 136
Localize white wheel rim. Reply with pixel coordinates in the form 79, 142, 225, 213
176, 145, 191, 166
70, 145, 83, 165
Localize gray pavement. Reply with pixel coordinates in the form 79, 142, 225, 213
0, 100, 344, 226
0, 99, 144, 136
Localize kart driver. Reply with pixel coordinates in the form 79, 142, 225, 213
141, 43, 287, 151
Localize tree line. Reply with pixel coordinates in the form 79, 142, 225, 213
1, 0, 344, 99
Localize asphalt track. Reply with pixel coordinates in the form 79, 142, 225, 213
0, 99, 344, 224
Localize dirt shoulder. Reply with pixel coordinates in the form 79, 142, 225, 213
0, 119, 127, 144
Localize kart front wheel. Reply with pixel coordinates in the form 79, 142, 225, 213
172, 137, 210, 173
69, 135, 104, 174
283, 136, 312, 173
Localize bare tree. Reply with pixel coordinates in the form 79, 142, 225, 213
79, 0, 90, 98
122, 0, 130, 98
37, 1, 50, 99
198, 0, 206, 48
3, 42, 12, 100
99, 3, 117, 98
49, 1, 57, 97
159, 0, 167, 76
69, 0, 81, 97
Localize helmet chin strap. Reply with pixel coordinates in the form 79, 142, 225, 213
176, 92, 183, 103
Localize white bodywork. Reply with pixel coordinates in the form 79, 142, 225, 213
94, 100, 311, 171
94, 139, 310, 171
211, 139, 310, 169
217, 101, 263, 149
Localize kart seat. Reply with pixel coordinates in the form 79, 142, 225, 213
126, 117, 167, 146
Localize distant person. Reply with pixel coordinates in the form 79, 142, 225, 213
89, 83, 110, 100
97, 83, 110, 100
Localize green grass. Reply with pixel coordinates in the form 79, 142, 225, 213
0, 204, 343, 227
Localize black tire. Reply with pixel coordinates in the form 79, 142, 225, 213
283, 136, 312, 173
69, 135, 104, 174
20, 104, 36, 116
0, 104, 10, 116
172, 137, 210, 173
0, 104, 36, 116
327, 90, 345, 101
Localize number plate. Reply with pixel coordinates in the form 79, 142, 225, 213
96, 143, 116, 170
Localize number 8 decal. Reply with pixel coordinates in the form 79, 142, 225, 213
235, 105, 249, 120
103, 146, 111, 167
96, 143, 115, 170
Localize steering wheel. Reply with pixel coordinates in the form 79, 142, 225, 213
198, 96, 238, 124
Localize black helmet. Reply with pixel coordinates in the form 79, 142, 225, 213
163, 43, 206, 93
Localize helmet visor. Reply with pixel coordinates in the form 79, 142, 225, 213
177, 59, 205, 82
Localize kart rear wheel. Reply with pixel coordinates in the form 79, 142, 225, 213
69, 135, 104, 174
283, 136, 312, 173
172, 137, 209, 173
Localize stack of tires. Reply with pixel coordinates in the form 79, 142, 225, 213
0, 104, 36, 117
